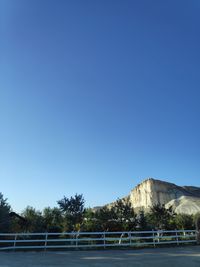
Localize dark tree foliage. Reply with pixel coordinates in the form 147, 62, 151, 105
195, 213, 200, 230
137, 210, 149, 230
194, 213, 200, 244
148, 204, 176, 229
0, 193, 11, 232
22, 206, 45, 232
174, 214, 194, 230
43, 207, 63, 232
81, 208, 101, 232
9, 212, 28, 233
57, 194, 85, 231
95, 206, 118, 231
113, 199, 137, 231
93, 199, 137, 232
0, 191, 198, 233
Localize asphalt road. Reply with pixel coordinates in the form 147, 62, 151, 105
0, 246, 200, 267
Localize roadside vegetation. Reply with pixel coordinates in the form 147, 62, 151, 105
0, 192, 200, 233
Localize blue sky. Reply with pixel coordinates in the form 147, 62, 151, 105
1, 0, 200, 212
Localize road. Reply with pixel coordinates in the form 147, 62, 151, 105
0, 246, 200, 267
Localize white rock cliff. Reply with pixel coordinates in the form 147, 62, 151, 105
107, 178, 200, 214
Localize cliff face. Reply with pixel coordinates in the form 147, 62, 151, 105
106, 178, 200, 214
129, 178, 187, 209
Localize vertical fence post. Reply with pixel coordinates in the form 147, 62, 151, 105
176, 230, 179, 246
103, 232, 106, 249
157, 231, 160, 243
76, 233, 78, 249
44, 233, 48, 251
14, 234, 17, 251
196, 229, 200, 245
129, 232, 132, 247
152, 230, 156, 248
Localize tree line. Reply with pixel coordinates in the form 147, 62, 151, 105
0, 192, 200, 233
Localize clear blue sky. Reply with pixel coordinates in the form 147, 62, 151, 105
1, 0, 200, 213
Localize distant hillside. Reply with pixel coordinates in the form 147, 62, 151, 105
104, 178, 200, 215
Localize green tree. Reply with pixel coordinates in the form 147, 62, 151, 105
113, 199, 137, 231
81, 208, 101, 232
95, 206, 118, 231
137, 210, 148, 230
174, 214, 194, 230
194, 213, 200, 244
9, 212, 28, 233
22, 206, 45, 232
57, 194, 85, 231
148, 204, 176, 229
0, 193, 11, 232
43, 207, 63, 232
194, 213, 200, 230
93, 199, 138, 232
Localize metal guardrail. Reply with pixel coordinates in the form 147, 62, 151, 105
0, 230, 197, 250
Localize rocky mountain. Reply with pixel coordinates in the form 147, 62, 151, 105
107, 178, 200, 215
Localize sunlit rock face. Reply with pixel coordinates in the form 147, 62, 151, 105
105, 178, 200, 214
166, 196, 200, 215
129, 178, 184, 209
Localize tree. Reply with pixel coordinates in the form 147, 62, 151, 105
194, 213, 200, 230
148, 204, 176, 229
0, 193, 11, 232
9, 212, 28, 233
22, 206, 45, 232
113, 199, 137, 231
194, 213, 200, 244
43, 207, 63, 232
174, 214, 194, 230
93, 199, 137, 232
57, 194, 85, 231
95, 206, 118, 231
81, 208, 100, 232
137, 210, 148, 230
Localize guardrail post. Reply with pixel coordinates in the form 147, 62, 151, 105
152, 230, 156, 248
76, 233, 78, 249
14, 234, 17, 251
45, 233, 48, 251
103, 232, 106, 249
176, 230, 179, 246
196, 230, 200, 245
129, 232, 131, 247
